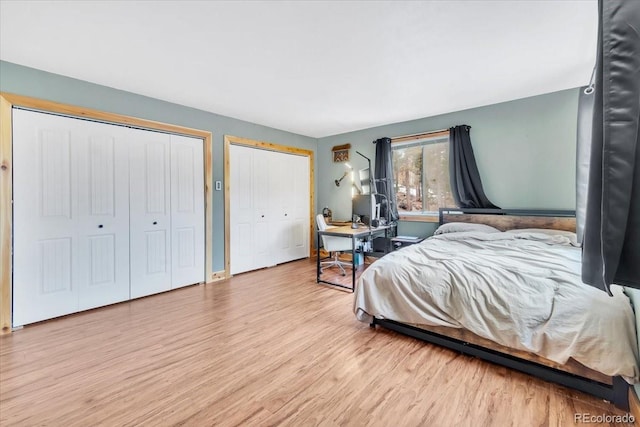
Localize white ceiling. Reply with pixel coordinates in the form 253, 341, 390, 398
0, 1, 597, 138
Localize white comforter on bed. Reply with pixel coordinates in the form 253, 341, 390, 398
354, 231, 640, 381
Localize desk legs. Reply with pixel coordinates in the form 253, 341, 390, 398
316, 232, 356, 293
317, 227, 391, 292
351, 235, 356, 292
316, 232, 321, 283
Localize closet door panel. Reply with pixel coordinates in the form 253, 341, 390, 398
170, 135, 205, 288
129, 128, 172, 298
270, 151, 295, 265
230, 144, 255, 275
290, 154, 310, 260
12, 110, 80, 326
253, 149, 273, 269
76, 124, 130, 310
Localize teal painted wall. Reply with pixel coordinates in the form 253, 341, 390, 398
0, 60, 317, 273
317, 88, 580, 236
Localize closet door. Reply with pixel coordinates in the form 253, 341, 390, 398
13, 110, 81, 326
129, 128, 172, 298
170, 134, 205, 288
12, 110, 130, 325
229, 144, 255, 275
229, 145, 310, 274
270, 151, 295, 265
269, 151, 309, 264
76, 120, 130, 310
288, 153, 310, 261
252, 149, 274, 270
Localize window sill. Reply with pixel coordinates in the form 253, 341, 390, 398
398, 215, 439, 223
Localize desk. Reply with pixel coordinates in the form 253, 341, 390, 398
317, 224, 393, 292
328, 220, 352, 226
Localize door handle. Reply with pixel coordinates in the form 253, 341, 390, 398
98, 224, 104, 228
153, 221, 158, 225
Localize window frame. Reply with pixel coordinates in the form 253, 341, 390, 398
391, 131, 452, 221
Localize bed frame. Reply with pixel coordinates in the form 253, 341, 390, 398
370, 208, 630, 410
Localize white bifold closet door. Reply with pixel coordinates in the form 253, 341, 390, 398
129, 129, 172, 298
12, 109, 130, 326
280, 152, 309, 263
129, 131, 205, 298
229, 145, 309, 275
230, 144, 257, 275
12, 110, 205, 327
169, 134, 205, 289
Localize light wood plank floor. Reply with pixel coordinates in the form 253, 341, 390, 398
0, 259, 633, 426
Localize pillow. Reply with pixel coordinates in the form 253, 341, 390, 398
504, 228, 576, 238
434, 222, 501, 235
505, 228, 579, 246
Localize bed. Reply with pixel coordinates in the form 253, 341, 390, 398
354, 208, 639, 409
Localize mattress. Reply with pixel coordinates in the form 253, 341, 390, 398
354, 230, 640, 382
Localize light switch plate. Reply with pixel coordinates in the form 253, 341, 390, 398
215, 180, 222, 191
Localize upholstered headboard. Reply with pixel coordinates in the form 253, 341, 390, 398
438, 208, 576, 232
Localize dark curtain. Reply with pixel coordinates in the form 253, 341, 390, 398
373, 137, 399, 223
576, 85, 594, 245
449, 125, 499, 209
582, 0, 640, 293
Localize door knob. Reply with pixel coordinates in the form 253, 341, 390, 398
284, 213, 288, 216
153, 221, 158, 225
98, 224, 104, 228
261, 215, 264, 218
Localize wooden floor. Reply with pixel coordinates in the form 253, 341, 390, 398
0, 258, 633, 426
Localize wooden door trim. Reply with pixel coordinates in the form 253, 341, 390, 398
0, 92, 214, 333
0, 95, 12, 334
224, 135, 314, 278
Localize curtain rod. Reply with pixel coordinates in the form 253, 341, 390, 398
387, 128, 450, 144
371, 129, 451, 144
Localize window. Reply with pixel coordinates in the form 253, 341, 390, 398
392, 133, 455, 216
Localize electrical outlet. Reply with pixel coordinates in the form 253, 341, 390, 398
215, 180, 222, 191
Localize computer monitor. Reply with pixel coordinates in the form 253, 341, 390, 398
352, 194, 377, 226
